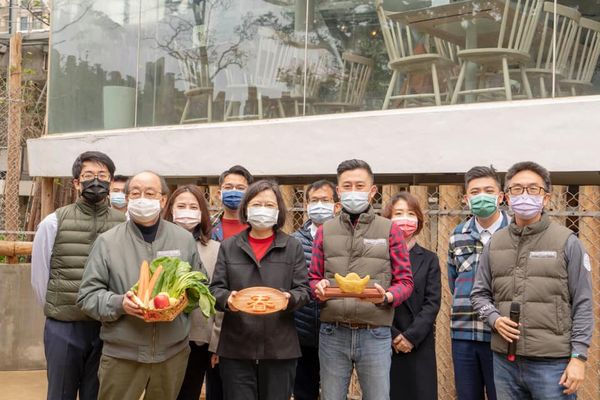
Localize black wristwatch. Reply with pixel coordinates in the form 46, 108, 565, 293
377, 294, 391, 307
571, 353, 587, 362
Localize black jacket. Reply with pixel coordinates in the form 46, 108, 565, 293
390, 243, 441, 400
391, 243, 441, 346
291, 221, 320, 348
210, 228, 311, 360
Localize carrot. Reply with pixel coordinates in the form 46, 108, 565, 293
144, 265, 164, 304
138, 261, 150, 305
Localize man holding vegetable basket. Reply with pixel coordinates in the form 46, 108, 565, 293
77, 171, 215, 400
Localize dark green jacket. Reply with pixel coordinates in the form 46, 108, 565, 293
45, 199, 125, 321
321, 207, 394, 326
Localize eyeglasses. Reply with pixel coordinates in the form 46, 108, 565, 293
128, 190, 163, 200
507, 185, 547, 196
80, 172, 110, 181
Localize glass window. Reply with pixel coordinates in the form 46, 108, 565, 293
20, 16, 28, 31
46, 0, 600, 134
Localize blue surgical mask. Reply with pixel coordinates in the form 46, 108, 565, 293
110, 192, 127, 208
340, 191, 370, 214
307, 202, 335, 224
221, 190, 244, 210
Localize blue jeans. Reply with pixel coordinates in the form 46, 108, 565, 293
319, 322, 392, 400
493, 352, 576, 400
452, 339, 497, 400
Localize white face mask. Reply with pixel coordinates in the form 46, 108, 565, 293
247, 207, 279, 229
173, 208, 201, 231
340, 191, 370, 214
128, 198, 161, 224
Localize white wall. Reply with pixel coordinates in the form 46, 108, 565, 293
27, 95, 600, 177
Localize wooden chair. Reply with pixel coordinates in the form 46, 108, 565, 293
450, 0, 544, 104
520, 1, 580, 98
224, 27, 292, 120
179, 47, 213, 124
560, 17, 600, 96
285, 54, 325, 116
313, 52, 374, 113
376, 0, 458, 108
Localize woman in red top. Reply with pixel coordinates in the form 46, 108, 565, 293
209, 180, 310, 400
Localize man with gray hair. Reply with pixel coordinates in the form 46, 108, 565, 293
471, 161, 593, 399
78, 171, 206, 400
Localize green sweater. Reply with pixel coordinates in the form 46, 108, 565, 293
77, 219, 205, 363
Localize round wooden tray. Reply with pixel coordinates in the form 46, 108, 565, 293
230, 286, 288, 315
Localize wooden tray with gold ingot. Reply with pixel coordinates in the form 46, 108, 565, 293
230, 286, 288, 315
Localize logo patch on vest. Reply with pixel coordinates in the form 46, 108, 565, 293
529, 251, 557, 259
363, 238, 387, 246
156, 249, 181, 257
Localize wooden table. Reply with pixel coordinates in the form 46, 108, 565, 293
387, 0, 509, 101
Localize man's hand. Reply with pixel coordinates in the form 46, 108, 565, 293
494, 316, 520, 343
211, 353, 219, 368
559, 358, 585, 395
227, 291, 239, 312
363, 283, 392, 305
281, 292, 291, 310
315, 279, 330, 301
123, 291, 145, 318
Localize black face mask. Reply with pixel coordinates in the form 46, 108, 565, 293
81, 178, 110, 203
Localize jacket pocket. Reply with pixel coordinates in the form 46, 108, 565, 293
453, 246, 476, 273
320, 323, 335, 336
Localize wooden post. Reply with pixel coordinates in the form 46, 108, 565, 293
410, 185, 432, 250
280, 185, 296, 234
578, 186, 600, 400
381, 184, 402, 207
548, 185, 568, 226
40, 177, 55, 220
4, 33, 22, 254
435, 185, 463, 399
208, 185, 220, 211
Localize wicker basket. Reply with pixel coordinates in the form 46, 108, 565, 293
137, 293, 189, 322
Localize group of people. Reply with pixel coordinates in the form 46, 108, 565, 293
30, 151, 594, 400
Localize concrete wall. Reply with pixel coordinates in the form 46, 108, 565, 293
26, 95, 600, 178
0, 264, 46, 370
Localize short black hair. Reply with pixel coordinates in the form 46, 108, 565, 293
336, 159, 374, 182
113, 174, 128, 183
306, 180, 339, 202
464, 166, 501, 190
505, 161, 552, 192
124, 171, 170, 197
71, 151, 116, 180
219, 165, 254, 186
238, 180, 287, 229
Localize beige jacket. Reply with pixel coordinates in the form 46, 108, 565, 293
189, 239, 223, 352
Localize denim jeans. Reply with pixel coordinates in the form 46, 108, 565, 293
493, 352, 576, 400
319, 322, 392, 400
452, 339, 497, 400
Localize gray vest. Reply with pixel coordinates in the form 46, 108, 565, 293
488, 215, 573, 358
321, 207, 394, 326
45, 199, 125, 321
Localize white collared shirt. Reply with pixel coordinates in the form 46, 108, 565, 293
475, 214, 505, 245
309, 222, 318, 239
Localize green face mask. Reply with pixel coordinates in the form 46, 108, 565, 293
469, 193, 498, 218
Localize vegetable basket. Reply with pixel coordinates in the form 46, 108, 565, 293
136, 292, 189, 322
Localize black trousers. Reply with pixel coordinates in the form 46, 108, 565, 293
220, 357, 297, 400
44, 318, 102, 400
293, 345, 320, 400
177, 342, 211, 400
206, 358, 224, 400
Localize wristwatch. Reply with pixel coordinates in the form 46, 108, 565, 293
377, 293, 391, 307
571, 353, 588, 362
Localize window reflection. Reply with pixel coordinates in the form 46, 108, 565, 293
46, 0, 600, 134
